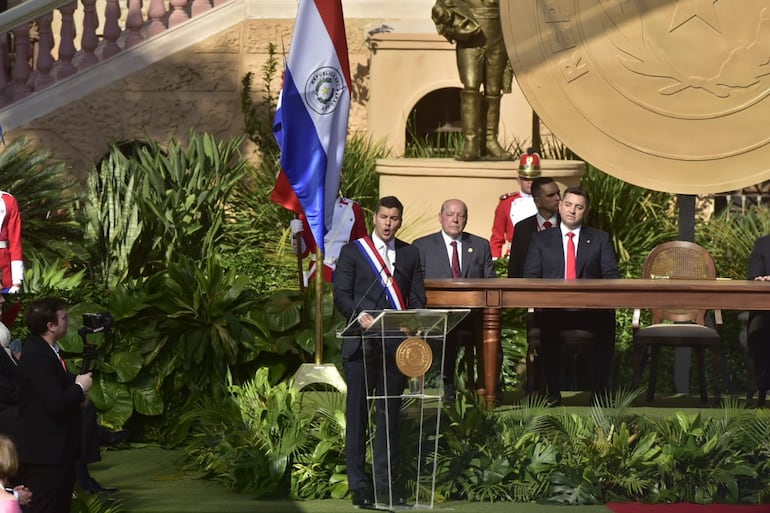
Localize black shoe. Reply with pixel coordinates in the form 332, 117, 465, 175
443, 382, 456, 403
351, 489, 373, 508
101, 428, 130, 446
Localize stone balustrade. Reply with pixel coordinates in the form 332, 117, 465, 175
0, 0, 228, 107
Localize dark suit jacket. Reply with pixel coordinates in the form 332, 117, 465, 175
508, 215, 559, 278
412, 231, 494, 280
523, 225, 620, 279
334, 238, 426, 348
748, 235, 770, 281
0, 348, 17, 408
16, 335, 84, 465
748, 234, 770, 326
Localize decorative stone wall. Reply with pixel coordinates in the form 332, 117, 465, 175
8, 16, 388, 179
8, 4, 538, 182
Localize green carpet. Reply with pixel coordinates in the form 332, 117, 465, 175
92, 445, 613, 512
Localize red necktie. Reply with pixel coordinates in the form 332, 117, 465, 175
543, 221, 552, 230
58, 354, 67, 371
450, 241, 461, 279
566, 232, 577, 280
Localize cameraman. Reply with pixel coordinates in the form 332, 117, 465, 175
16, 297, 92, 513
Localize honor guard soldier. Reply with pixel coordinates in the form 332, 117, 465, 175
489, 150, 541, 259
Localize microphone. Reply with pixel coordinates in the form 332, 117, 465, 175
345, 264, 393, 328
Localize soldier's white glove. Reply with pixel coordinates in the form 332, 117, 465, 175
290, 220, 305, 255
7, 284, 20, 294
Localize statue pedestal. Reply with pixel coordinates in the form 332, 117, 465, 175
376, 158, 586, 242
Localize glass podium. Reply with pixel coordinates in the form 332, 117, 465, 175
338, 308, 470, 510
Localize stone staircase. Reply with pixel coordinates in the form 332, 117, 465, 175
0, 0, 253, 174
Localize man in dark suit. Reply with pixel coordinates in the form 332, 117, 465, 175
523, 186, 620, 403
508, 177, 561, 278
16, 297, 93, 513
0, 318, 19, 440
334, 196, 426, 508
747, 235, 770, 406
412, 199, 494, 402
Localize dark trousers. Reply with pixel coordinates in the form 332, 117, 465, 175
748, 312, 770, 392
19, 462, 76, 513
538, 309, 616, 396
342, 335, 405, 498
76, 401, 101, 487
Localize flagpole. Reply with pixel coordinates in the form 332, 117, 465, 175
292, 245, 347, 393
295, 216, 306, 293
314, 246, 323, 364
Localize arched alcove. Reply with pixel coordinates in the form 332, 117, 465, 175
405, 87, 461, 156
367, 28, 533, 157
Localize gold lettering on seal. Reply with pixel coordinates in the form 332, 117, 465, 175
560, 52, 589, 83
542, 0, 570, 23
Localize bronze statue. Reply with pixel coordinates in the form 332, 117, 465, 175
432, 0, 513, 161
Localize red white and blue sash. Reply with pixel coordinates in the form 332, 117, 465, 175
354, 237, 406, 310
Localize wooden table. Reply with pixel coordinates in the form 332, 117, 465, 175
424, 278, 770, 403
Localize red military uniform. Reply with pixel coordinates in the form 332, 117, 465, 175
489, 191, 536, 259
489, 150, 542, 258
299, 197, 367, 286
0, 192, 23, 289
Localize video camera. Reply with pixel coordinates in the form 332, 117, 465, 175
79, 312, 114, 373
81, 312, 114, 333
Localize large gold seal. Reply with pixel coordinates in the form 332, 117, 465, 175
395, 337, 433, 378
500, 0, 770, 193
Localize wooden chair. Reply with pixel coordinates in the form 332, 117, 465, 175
631, 241, 723, 404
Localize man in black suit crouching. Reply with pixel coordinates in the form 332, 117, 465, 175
523, 186, 620, 404
334, 196, 426, 508
16, 297, 93, 513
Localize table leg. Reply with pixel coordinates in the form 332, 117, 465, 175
482, 307, 501, 405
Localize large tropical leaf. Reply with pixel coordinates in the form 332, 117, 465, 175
0, 138, 84, 266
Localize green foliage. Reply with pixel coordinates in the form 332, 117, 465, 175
133, 133, 247, 269
338, 134, 389, 219
81, 148, 142, 288
183, 369, 317, 498
57, 293, 162, 428
179, 382, 770, 505
23, 258, 85, 293
647, 407, 758, 503
79, 132, 248, 287
290, 392, 348, 500
698, 205, 770, 280
240, 45, 280, 161
581, 165, 677, 275
0, 137, 84, 267
70, 490, 124, 513
139, 256, 266, 404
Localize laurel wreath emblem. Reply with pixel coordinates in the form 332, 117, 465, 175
599, 1, 770, 98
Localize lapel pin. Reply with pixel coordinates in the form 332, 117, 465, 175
467, 247, 473, 253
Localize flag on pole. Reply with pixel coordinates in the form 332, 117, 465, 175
270, 0, 352, 255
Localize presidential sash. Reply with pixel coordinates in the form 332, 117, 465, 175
354, 237, 406, 310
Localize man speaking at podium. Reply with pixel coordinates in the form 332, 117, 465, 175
333, 196, 426, 507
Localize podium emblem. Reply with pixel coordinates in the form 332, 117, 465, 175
395, 337, 433, 377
